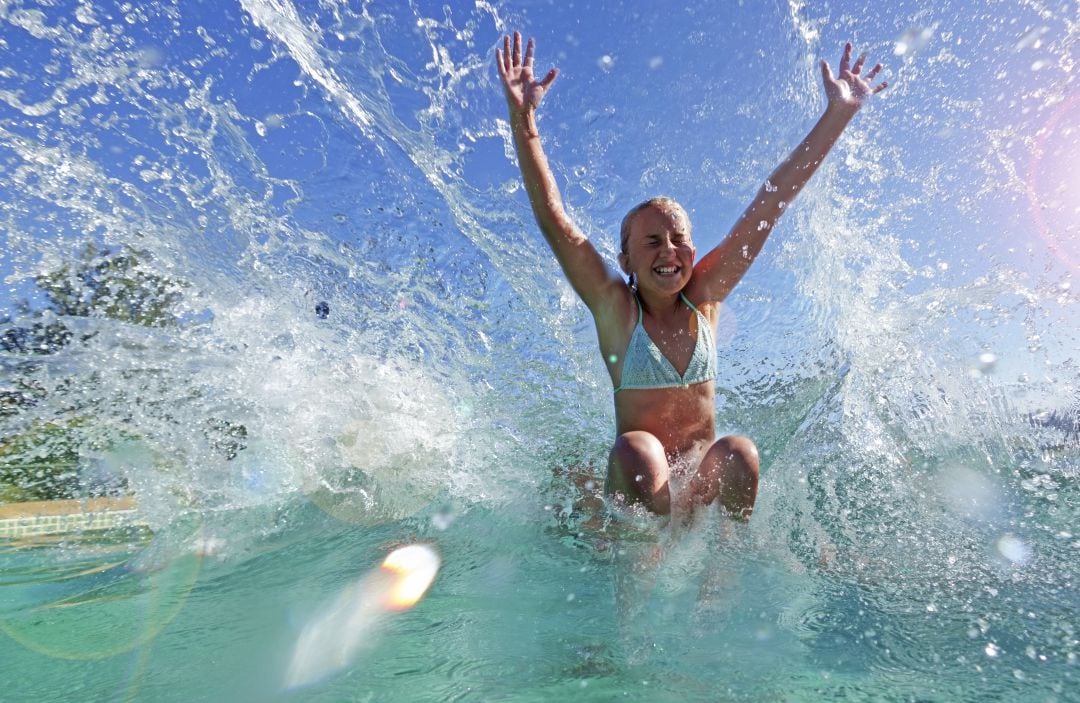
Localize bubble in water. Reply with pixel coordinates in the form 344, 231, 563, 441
598, 55, 615, 71
973, 351, 998, 374
996, 534, 1031, 565
432, 510, 454, 531
985, 642, 1000, 657
940, 466, 1000, 520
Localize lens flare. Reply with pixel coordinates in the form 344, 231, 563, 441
1027, 94, 1080, 271
381, 544, 441, 611
284, 544, 441, 690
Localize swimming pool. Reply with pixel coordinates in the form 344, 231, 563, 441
1, 0, 1076, 700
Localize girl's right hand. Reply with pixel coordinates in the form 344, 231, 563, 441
496, 31, 559, 114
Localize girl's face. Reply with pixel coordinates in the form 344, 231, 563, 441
620, 204, 695, 294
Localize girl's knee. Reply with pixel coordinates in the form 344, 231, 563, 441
607, 432, 671, 513
611, 430, 665, 461
716, 435, 760, 478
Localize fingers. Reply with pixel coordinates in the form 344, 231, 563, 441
820, 59, 834, 84
499, 32, 537, 70
834, 44, 890, 96
539, 67, 558, 90
852, 52, 867, 75
839, 42, 852, 75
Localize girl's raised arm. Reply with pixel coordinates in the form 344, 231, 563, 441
691, 44, 888, 304
497, 32, 625, 312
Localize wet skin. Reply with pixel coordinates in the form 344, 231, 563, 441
603, 205, 759, 518
496, 31, 886, 520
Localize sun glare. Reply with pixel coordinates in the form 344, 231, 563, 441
1028, 94, 1080, 270
381, 544, 441, 611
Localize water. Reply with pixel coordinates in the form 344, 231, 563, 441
1, 0, 1077, 700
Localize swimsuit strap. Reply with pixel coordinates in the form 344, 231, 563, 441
679, 291, 699, 313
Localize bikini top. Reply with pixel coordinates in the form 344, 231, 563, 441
613, 291, 717, 394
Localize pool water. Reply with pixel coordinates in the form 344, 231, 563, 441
1, 0, 1077, 700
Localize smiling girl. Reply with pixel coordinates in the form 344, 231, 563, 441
496, 32, 887, 520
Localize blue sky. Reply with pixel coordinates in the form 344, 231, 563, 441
0, 0, 1076, 406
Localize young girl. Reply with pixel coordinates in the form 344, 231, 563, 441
496, 32, 887, 520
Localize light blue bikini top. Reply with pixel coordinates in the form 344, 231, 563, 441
613, 292, 717, 394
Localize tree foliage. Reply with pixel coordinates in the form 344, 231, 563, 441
1, 244, 187, 501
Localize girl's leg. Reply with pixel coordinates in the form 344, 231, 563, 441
688, 435, 760, 519
606, 431, 672, 515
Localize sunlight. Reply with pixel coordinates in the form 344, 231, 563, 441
1028, 95, 1080, 270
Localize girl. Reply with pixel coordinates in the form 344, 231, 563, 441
496, 32, 886, 520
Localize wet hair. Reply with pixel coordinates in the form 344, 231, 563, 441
618, 196, 691, 254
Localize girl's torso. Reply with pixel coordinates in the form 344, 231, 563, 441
595, 284, 720, 460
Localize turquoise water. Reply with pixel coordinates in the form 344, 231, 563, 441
1, 0, 1078, 700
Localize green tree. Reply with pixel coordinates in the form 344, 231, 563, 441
1, 244, 187, 501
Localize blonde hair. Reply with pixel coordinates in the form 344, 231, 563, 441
619, 196, 691, 254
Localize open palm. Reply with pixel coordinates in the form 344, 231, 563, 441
821, 43, 888, 112
496, 32, 559, 112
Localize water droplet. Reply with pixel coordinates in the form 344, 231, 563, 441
597, 55, 615, 71
608, 354, 618, 364
894, 26, 935, 56
764, 179, 778, 193
1015, 26, 1048, 51
432, 511, 454, 531
975, 352, 998, 373
996, 534, 1031, 564
757, 220, 770, 231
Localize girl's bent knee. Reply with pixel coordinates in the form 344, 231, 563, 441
612, 431, 665, 460
717, 435, 760, 476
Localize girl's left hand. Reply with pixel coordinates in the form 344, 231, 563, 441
821, 43, 888, 113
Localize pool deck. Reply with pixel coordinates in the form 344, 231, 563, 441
0, 497, 143, 539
